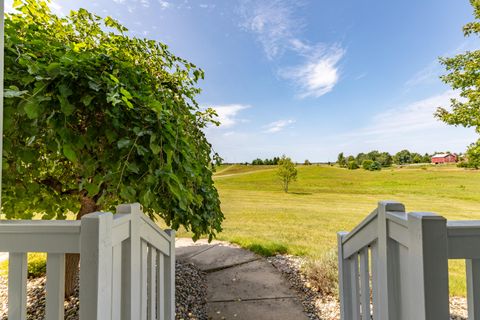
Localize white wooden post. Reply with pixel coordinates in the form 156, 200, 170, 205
118, 203, 142, 320
46, 253, 66, 320
164, 229, 176, 320
338, 231, 352, 320
407, 212, 449, 320
466, 259, 480, 320
8, 252, 27, 320
79, 212, 114, 320
376, 201, 404, 320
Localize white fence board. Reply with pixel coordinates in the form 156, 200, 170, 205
359, 247, 370, 319
46, 253, 65, 320
467, 259, 480, 320
8, 252, 27, 320
1, 203, 176, 320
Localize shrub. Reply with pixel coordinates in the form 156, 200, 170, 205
28, 253, 47, 277
304, 250, 338, 296
362, 160, 381, 171
0, 253, 47, 278
347, 160, 359, 170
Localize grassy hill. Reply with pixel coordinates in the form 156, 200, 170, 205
179, 164, 480, 296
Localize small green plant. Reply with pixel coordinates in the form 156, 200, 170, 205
0, 253, 47, 278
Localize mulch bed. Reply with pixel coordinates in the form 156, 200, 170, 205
0, 261, 208, 320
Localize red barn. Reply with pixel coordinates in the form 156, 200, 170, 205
431, 153, 457, 164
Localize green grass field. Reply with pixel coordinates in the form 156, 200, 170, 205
179, 164, 480, 297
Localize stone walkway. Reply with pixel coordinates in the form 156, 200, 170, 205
176, 239, 308, 320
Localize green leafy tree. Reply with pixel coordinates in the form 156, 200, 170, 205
422, 153, 432, 163
362, 160, 381, 171
4, 0, 223, 295
304, 159, 312, 165
435, 1, 480, 168
394, 150, 412, 165
252, 158, 264, 165
465, 140, 480, 168
337, 152, 347, 167
347, 160, 359, 170
277, 155, 297, 192
377, 152, 393, 167
356, 152, 367, 165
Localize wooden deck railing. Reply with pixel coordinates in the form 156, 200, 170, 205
338, 200, 480, 320
0, 203, 175, 320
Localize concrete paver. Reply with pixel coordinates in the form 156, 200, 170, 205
187, 244, 259, 272
206, 259, 295, 301
176, 238, 308, 320
207, 298, 306, 320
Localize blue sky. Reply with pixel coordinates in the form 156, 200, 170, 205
7, 0, 480, 162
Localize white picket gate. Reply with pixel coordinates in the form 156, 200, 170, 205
0, 203, 175, 320
338, 200, 480, 320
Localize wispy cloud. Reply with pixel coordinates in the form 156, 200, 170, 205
239, 0, 345, 98
350, 91, 458, 137
280, 45, 345, 98
405, 60, 442, 87
239, 0, 301, 60
405, 38, 480, 88
211, 104, 250, 128
335, 90, 477, 156
263, 119, 295, 133
158, 0, 171, 9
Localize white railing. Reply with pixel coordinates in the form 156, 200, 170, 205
0, 203, 175, 320
338, 200, 480, 320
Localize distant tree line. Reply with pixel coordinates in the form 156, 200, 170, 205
251, 157, 281, 165
337, 150, 432, 171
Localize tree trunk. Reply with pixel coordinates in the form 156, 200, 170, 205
64, 196, 98, 297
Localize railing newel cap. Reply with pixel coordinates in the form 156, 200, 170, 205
116, 202, 142, 215
378, 200, 405, 213
408, 212, 446, 221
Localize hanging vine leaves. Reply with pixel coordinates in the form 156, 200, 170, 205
3, 0, 223, 240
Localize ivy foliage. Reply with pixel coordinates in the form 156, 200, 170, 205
3, 0, 224, 240
436, 0, 480, 133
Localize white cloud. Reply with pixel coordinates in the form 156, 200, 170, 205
281, 45, 345, 98
263, 119, 295, 133
352, 91, 457, 137
336, 90, 477, 156
211, 104, 250, 128
239, 0, 345, 98
239, 0, 300, 59
158, 0, 170, 9
140, 0, 150, 8
405, 60, 441, 87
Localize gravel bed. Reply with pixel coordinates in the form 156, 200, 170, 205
268, 254, 468, 320
0, 261, 207, 320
